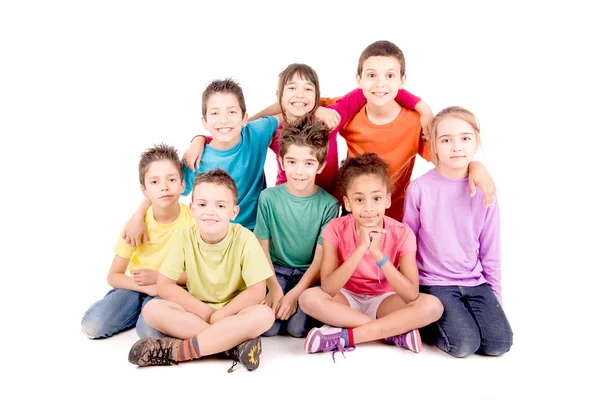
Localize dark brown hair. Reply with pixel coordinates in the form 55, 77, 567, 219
357, 40, 406, 77
277, 63, 320, 124
278, 115, 329, 166
192, 168, 239, 204
201, 78, 246, 120
337, 152, 392, 196
138, 143, 182, 186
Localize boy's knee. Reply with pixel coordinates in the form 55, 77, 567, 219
251, 304, 276, 334
136, 316, 166, 339
140, 299, 161, 325
81, 313, 111, 339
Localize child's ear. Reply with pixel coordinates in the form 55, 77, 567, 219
141, 184, 148, 198
317, 160, 327, 174
231, 205, 240, 221
399, 74, 407, 88
241, 112, 248, 127
201, 117, 208, 130
355, 73, 361, 87
180, 179, 186, 194
343, 196, 351, 212
385, 193, 392, 209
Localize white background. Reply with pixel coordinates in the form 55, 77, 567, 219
1, 1, 598, 398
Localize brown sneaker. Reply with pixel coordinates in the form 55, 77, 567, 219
225, 337, 262, 373
128, 337, 182, 367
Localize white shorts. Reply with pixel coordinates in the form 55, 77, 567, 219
339, 288, 396, 319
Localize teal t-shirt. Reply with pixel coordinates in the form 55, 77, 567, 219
182, 116, 278, 230
254, 184, 339, 270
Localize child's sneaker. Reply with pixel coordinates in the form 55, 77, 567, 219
225, 337, 262, 373
384, 329, 422, 353
128, 337, 182, 367
304, 325, 353, 362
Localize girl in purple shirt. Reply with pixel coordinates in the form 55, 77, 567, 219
403, 106, 513, 358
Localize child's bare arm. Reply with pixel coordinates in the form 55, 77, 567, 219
414, 101, 434, 139
121, 198, 151, 246
467, 162, 496, 206
276, 245, 323, 321
182, 135, 207, 172
320, 239, 365, 296
377, 252, 419, 303
106, 255, 158, 296
210, 281, 267, 324
249, 102, 281, 121
257, 238, 283, 310
157, 273, 215, 322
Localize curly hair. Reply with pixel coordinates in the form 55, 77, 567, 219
337, 152, 392, 196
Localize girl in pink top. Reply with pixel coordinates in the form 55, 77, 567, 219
299, 153, 443, 360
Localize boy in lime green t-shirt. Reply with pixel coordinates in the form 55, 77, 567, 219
81, 143, 192, 340
128, 169, 274, 372
254, 116, 339, 338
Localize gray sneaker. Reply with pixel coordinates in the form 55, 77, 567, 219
128, 337, 182, 367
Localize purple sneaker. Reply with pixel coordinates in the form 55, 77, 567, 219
384, 329, 422, 353
304, 325, 354, 362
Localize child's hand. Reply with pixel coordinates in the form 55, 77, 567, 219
133, 269, 158, 286
261, 285, 284, 311
121, 213, 149, 246
276, 290, 300, 321
368, 229, 385, 257
142, 284, 159, 297
420, 110, 434, 140
182, 136, 205, 172
468, 162, 496, 206
314, 107, 341, 130
357, 226, 385, 253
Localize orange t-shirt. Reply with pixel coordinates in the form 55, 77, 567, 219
340, 106, 431, 221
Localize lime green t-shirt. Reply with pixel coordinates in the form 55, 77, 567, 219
253, 184, 339, 270
159, 223, 273, 310
113, 204, 194, 275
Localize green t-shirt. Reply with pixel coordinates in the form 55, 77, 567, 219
254, 184, 339, 270
160, 223, 273, 310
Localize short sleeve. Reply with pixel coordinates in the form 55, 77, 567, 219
240, 231, 274, 287
318, 200, 340, 245
159, 231, 187, 281
321, 219, 339, 247
253, 191, 271, 240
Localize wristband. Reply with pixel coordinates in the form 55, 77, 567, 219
376, 255, 389, 284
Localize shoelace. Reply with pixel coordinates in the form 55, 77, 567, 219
318, 334, 355, 363
227, 347, 239, 373
146, 342, 178, 366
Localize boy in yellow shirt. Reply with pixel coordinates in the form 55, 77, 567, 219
81, 143, 192, 339
129, 169, 274, 372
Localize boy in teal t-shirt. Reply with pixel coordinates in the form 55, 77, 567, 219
254, 116, 339, 338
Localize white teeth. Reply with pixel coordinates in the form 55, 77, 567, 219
217, 128, 231, 132
292, 102, 306, 107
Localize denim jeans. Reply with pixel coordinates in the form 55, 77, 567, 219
420, 283, 513, 357
81, 288, 165, 339
262, 265, 320, 338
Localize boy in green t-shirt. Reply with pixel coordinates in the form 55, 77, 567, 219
254, 116, 339, 338
128, 169, 275, 372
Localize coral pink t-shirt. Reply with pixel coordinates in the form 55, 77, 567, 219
321, 214, 417, 295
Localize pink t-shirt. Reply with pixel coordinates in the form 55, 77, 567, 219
321, 214, 417, 295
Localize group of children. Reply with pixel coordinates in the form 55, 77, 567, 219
82, 40, 513, 371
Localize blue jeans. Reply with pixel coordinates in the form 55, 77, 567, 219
262, 265, 320, 338
420, 283, 513, 357
81, 289, 165, 339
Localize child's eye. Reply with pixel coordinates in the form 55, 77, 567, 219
150, 180, 157, 184
387, 73, 395, 79
462, 136, 472, 141
169, 178, 177, 182
218, 205, 225, 209
374, 196, 381, 201
229, 110, 237, 114
441, 139, 449, 143
210, 112, 217, 116
306, 162, 314, 167
367, 73, 375, 78
306, 87, 313, 92
355, 198, 363, 203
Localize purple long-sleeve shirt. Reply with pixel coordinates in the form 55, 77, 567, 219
403, 169, 502, 304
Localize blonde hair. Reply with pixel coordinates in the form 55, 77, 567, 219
430, 106, 481, 166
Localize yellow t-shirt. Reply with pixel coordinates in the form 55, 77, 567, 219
160, 223, 273, 310
113, 204, 194, 275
